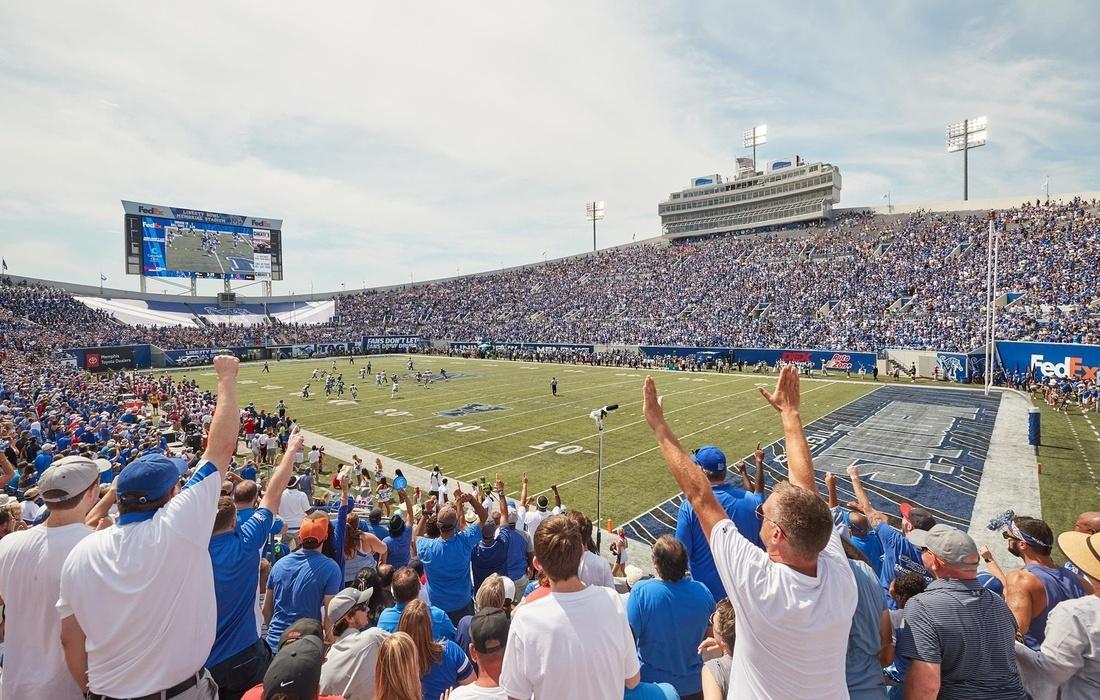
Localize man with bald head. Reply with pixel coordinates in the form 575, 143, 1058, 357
1065, 511, 1100, 590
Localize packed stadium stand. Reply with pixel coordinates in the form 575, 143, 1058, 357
2, 198, 1097, 354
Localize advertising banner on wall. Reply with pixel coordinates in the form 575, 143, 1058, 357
364, 335, 423, 352
450, 342, 594, 354
638, 345, 876, 371
996, 340, 1100, 381
66, 345, 150, 371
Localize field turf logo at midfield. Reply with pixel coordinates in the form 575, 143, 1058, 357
437, 403, 508, 418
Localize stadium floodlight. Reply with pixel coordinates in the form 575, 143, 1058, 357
742, 124, 768, 172
945, 116, 987, 201
585, 201, 605, 252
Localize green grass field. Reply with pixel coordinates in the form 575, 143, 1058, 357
1034, 401, 1100, 563
182, 355, 882, 525
166, 229, 255, 275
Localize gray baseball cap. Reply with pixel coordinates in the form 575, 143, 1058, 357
326, 587, 373, 622
908, 524, 979, 566
39, 456, 100, 502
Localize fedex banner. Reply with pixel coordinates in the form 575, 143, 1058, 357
996, 340, 1100, 381
364, 335, 423, 351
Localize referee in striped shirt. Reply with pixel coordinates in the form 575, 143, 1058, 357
897, 524, 1027, 699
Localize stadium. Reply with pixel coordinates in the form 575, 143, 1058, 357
1, 4, 1098, 700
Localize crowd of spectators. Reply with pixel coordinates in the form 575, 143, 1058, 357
0, 321, 1097, 698
4, 199, 1098, 358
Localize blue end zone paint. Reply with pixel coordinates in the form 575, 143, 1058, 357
622, 385, 1000, 546
226, 256, 255, 272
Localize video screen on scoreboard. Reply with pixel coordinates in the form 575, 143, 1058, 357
123, 201, 282, 280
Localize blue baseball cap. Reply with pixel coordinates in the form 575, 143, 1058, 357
116, 454, 189, 505
692, 446, 727, 473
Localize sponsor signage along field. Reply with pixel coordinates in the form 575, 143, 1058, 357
364, 335, 423, 351
996, 340, 1100, 381
450, 342, 594, 353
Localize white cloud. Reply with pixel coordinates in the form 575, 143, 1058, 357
0, 1, 1096, 291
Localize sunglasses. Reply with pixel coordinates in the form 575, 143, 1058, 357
755, 504, 782, 531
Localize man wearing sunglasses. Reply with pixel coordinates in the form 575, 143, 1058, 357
319, 587, 389, 699
643, 366, 856, 699
1000, 515, 1088, 651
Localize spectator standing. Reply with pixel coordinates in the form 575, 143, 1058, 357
377, 565, 457, 641
627, 534, 716, 699
415, 493, 488, 624
643, 367, 857, 698
0, 455, 100, 699
57, 355, 241, 699
206, 427, 301, 699
241, 632, 342, 700
374, 632, 422, 700
848, 466, 932, 605
570, 510, 615, 588
699, 598, 736, 700
279, 473, 312, 549
448, 606, 510, 700
264, 511, 343, 649
1013, 527, 1100, 699
897, 524, 1027, 699
319, 587, 391, 700
674, 444, 765, 602
471, 520, 509, 593
398, 599, 475, 699
840, 539, 890, 699
499, 515, 641, 699
1000, 515, 1088, 650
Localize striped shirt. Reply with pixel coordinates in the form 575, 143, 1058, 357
897, 577, 1027, 700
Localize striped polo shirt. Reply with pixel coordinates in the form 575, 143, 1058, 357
896, 577, 1027, 700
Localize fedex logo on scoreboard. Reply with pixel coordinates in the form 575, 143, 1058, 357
138, 205, 168, 216
1030, 354, 1099, 381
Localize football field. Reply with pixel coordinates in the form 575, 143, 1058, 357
166, 229, 255, 275
182, 355, 1019, 529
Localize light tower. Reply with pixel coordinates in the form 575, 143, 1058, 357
946, 116, 987, 201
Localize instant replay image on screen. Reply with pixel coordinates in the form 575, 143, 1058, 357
123, 201, 282, 281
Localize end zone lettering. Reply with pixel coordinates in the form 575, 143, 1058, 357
1030, 354, 1099, 381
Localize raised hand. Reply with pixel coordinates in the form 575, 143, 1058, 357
755, 442, 764, 463
213, 354, 240, 380
642, 376, 666, 431
759, 365, 801, 415
846, 464, 860, 479
286, 426, 305, 456
824, 471, 836, 489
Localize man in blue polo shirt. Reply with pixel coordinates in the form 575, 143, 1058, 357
206, 429, 301, 700
847, 465, 932, 608
33, 442, 55, 476
415, 492, 489, 624
264, 512, 342, 649
377, 565, 457, 640
674, 445, 764, 601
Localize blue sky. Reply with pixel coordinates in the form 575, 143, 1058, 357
1, 1, 1096, 293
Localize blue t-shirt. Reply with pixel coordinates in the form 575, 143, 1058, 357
833, 508, 885, 577
845, 560, 888, 699
499, 526, 530, 580
875, 522, 930, 609
385, 528, 412, 569
471, 535, 509, 593
624, 682, 679, 700
266, 549, 342, 649
420, 638, 473, 700
33, 451, 53, 476
239, 465, 258, 482
207, 507, 275, 667
675, 483, 764, 601
237, 507, 285, 558
416, 525, 481, 613
376, 601, 457, 641
627, 578, 716, 695
359, 521, 389, 542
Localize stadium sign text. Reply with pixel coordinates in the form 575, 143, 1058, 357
1030, 354, 1098, 381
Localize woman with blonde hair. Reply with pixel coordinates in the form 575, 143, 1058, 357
374, 631, 421, 700
398, 599, 474, 700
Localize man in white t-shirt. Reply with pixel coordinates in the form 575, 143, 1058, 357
279, 474, 312, 549
642, 366, 857, 699
57, 355, 242, 700
499, 514, 640, 699
517, 476, 561, 540
0, 456, 101, 699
